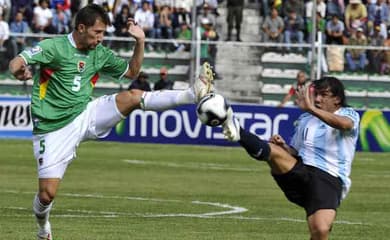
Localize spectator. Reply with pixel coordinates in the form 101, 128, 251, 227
50, 0, 71, 18
101, 2, 116, 47
197, 3, 216, 28
154, 67, 173, 90
344, 0, 367, 35
0, 0, 11, 22
128, 71, 152, 91
226, 0, 244, 41
114, 4, 132, 37
262, 7, 284, 48
367, 0, 389, 38
381, 31, 390, 74
273, 0, 282, 12
284, 10, 305, 52
326, 14, 345, 45
307, 11, 326, 44
32, 0, 56, 34
113, 0, 137, 16
0, 12, 9, 52
93, 0, 115, 9
278, 70, 307, 107
326, 0, 344, 20
154, 0, 174, 11
368, 25, 385, 73
305, 0, 326, 19
175, 22, 191, 52
174, 0, 192, 13
134, 0, 155, 50
259, 0, 270, 18
70, 0, 82, 17
196, 0, 218, 16
155, 5, 174, 50
172, 5, 191, 35
345, 27, 368, 72
281, 0, 304, 18
11, 0, 34, 25
9, 11, 30, 55
52, 4, 70, 34
200, 17, 219, 77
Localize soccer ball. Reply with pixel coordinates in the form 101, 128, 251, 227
196, 93, 229, 127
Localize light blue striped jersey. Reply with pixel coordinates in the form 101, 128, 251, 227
290, 107, 360, 199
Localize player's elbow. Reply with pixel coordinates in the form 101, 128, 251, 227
9, 56, 23, 75
125, 69, 139, 80
337, 120, 354, 131
9, 58, 19, 75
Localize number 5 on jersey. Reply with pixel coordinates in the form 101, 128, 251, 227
72, 75, 81, 92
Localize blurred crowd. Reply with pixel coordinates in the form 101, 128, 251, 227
259, 0, 390, 74
1, 0, 390, 74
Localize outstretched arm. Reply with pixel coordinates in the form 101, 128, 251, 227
124, 18, 145, 79
9, 56, 33, 81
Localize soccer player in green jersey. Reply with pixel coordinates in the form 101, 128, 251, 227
9, 4, 214, 240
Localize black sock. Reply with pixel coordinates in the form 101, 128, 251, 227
238, 127, 270, 161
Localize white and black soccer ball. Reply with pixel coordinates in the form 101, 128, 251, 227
196, 93, 229, 127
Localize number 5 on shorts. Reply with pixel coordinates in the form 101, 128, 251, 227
39, 139, 46, 154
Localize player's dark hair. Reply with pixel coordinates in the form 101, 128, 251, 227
313, 76, 347, 107
74, 4, 110, 30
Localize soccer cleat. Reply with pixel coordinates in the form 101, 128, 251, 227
222, 107, 241, 142
193, 62, 214, 101
37, 222, 52, 240
37, 233, 51, 240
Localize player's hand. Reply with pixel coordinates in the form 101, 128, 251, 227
295, 83, 315, 112
14, 64, 32, 81
127, 18, 145, 42
269, 134, 285, 146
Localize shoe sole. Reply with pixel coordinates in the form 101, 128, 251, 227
200, 63, 214, 94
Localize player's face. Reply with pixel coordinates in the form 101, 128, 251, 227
314, 88, 340, 112
80, 19, 106, 50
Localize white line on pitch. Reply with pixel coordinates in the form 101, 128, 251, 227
122, 159, 260, 172
1, 190, 247, 217
0, 190, 370, 225
1, 208, 369, 225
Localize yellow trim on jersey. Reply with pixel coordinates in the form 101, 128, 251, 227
39, 81, 49, 99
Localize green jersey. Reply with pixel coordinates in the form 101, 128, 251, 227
20, 34, 128, 134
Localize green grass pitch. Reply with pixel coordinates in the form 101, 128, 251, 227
0, 140, 389, 239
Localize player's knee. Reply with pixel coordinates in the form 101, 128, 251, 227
116, 90, 144, 115
126, 89, 144, 106
38, 190, 56, 205
310, 223, 331, 239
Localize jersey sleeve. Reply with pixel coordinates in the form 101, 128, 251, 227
19, 39, 56, 65
339, 107, 360, 134
99, 47, 129, 79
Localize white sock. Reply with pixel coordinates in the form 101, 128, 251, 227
33, 194, 53, 229
141, 89, 195, 111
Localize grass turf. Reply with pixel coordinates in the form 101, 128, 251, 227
0, 140, 389, 239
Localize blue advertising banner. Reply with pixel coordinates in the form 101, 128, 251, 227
104, 104, 390, 152
1, 96, 389, 152
103, 104, 302, 147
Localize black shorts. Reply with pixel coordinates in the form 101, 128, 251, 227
272, 159, 343, 216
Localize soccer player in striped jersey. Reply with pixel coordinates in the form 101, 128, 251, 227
9, 4, 214, 240
222, 76, 360, 240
